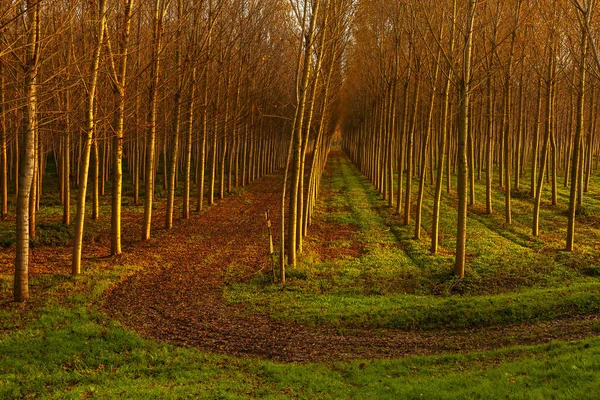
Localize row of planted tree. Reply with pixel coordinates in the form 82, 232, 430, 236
5, 0, 352, 302
341, 0, 600, 279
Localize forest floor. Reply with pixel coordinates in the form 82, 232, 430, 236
3, 150, 600, 398
103, 150, 600, 363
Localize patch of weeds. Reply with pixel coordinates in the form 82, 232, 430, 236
31, 222, 73, 247
582, 265, 600, 277
511, 189, 531, 199
0, 235, 15, 248
230, 186, 247, 197
286, 268, 308, 280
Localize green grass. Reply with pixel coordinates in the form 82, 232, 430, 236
2, 266, 600, 398
224, 153, 600, 330
227, 281, 600, 330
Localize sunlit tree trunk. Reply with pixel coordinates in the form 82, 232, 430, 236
91, 135, 99, 220
0, 64, 7, 220
183, 67, 197, 219
416, 43, 441, 240
287, 0, 320, 268
485, 74, 494, 214
167, 1, 183, 229
530, 78, 542, 199
431, 0, 456, 254
142, 0, 168, 241
107, 0, 134, 255
15, 0, 40, 302
566, 10, 589, 251
533, 20, 557, 237
455, 0, 476, 279
501, 1, 521, 227
72, 0, 108, 275
404, 55, 421, 226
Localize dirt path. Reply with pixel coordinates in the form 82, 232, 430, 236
103, 151, 600, 363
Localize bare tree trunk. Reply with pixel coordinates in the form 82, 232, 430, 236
404, 58, 421, 226
416, 42, 441, 240
533, 35, 556, 236
210, 72, 221, 206
72, 0, 108, 274
142, 0, 168, 241
91, 136, 99, 220
183, 67, 197, 219
287, 0, 320, 268
485, 74, 494, 214
455, 0, 476, 279
196, 63, 209, 212
15, 0, 40, 302
28, 125, 37, 239
0, 65, 7, 220
167, 4, 183, 229
108, 0, 135, 255
431, 0, 455, 254
63, 89, 71, 225
501, 1, 521, 227
566, 16, 589, 251
530, 78, 542, 198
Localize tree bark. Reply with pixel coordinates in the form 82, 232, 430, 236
72, 0, 108, 274
142, 0, 168, 241
15, 0, 40, 302
455, 0, 476, 279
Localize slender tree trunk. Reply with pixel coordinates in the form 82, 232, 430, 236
502, 2, 520, 227
72, 0, 108, 274
15, 0, 40, 302
287, 0, 320, 268
28, 125, 37, 239
0, 66, 7, 220
404, 61, 421, 226
184, 67, 197, 219
167, 8, 183, 229
142, 0, 168, 241
431, 0, 456, 254
415, 46, 440, 239
485, 74, 494, 214
533, 37, 556, 237
210, 71, 221, 206
396, 76, 410, 215
455, 0, 476, 279
197, 64, 209, 212
109, 0, 134, 255
531, 78, 542, 198
91, 136, 99, 220
566, 23, 588, 251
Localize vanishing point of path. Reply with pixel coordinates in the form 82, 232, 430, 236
104, 150, 600, 363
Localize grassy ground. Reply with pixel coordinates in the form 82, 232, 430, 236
2, 153, 600, 398
2, 266, 600, 399
225, 153, 600, 330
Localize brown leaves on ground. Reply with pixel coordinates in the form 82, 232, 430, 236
307, 218, 363, 261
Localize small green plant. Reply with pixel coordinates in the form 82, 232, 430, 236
31, 222, 73, 247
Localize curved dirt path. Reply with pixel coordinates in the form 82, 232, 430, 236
104, 151, 600, 363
